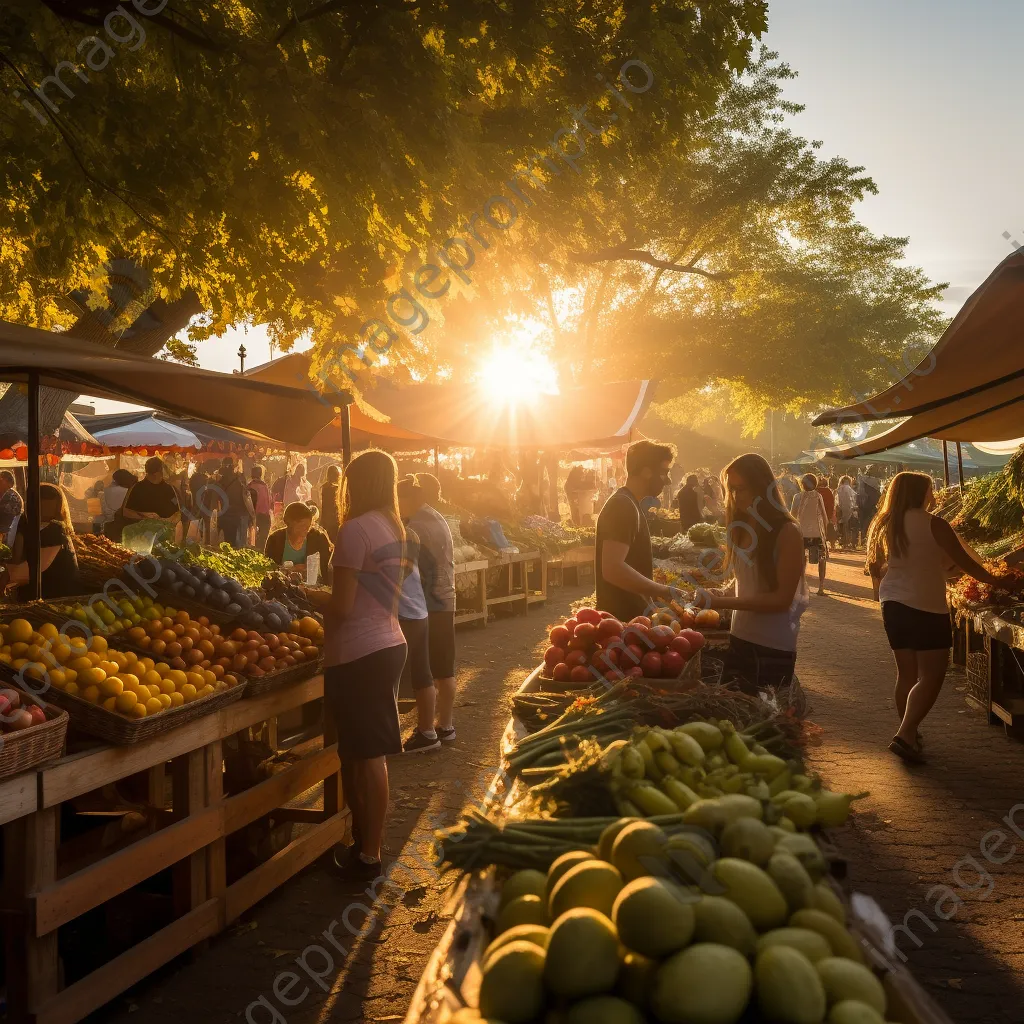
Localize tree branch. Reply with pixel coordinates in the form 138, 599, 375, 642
571, 245, 734, 281
274, 0, 350, 44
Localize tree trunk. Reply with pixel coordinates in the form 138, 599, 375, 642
0, 280, 201, 442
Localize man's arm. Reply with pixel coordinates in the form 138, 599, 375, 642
602, 539, 670, 601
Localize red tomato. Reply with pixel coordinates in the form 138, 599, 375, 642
567, 635, 593, 652
661, 650, 684, 677
549, 625, 571, 647
569, 665, 593, 684
669, 635, 692, 656
641, 651, 662, 677
552, 662, 571, 682
573, 621, 598, 643
627, 666, 644, 678
544, 645, 565, 667
575, 607, 602, 625
563, 617, 578, 633
623, 643, 645, 667
565, 650, 588, 668
622, 623, 649, 646
596, 617, 623, 639
598, 610, 614, 619
648, 625, 675, 651
605, 669, 623, 682
629, 615, 652, 628
681, 628, 706, 651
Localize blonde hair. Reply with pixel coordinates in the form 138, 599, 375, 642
722, 453, 796, 590
866, 471, 933, 571
341, 449, 404, 541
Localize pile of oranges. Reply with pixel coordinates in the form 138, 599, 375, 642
123, 609, 322, 679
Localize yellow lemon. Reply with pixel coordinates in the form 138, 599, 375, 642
158, 693, 172, 709
158, 676, 175, 695
99, 660, 120, 677
48, 669, 66, 688
87, 651, 103, 666
65, 682, 80, 697
141, 669, 161, 688
185, 671, 205, 690
199, 684, 214, 697
102, 696, 117, 711
51, 643, 72, 664
80, 666, 107, 687
121, 672, 141, 691
38, 622, 59, 641
214, 680, 227, 691
109, 652, 128, 670
89, 635, 108, 654
100, 676, 124, 698
131, 702, 147, 718
202, 669, 217, 687
8, 619, 33, 644
23, 662, 46, 681
0, 653, 10, 666
122, 650, 138, 665
10, 642, 29, 658
168, 670, 187, 688
81, 685, 101, 704
123, 677, 143, 695
115, 691, 137, 713
180, 683, 198, 703
26, 644, 44, 662
169, 691, 184, 708
64, 668, 77, 683
69, 656, 93, 673
145, 697, 163, 715
138, 657, 155, 674
11, 658, 27, 671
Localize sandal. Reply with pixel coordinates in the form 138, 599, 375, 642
889, 735, 925, 764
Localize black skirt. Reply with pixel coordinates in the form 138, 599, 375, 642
881, 601, 953, 651
324, 644, 407, 759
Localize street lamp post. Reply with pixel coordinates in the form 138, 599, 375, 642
238, 343, 247, 374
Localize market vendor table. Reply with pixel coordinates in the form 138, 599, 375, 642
454, 559, 489, 627
484, 550, 545, 618
1, 674, 348, 1024
953, 606, 1024, 729
547, 543, 594, 588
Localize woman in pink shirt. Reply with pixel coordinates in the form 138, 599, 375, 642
322, 449, 407, 876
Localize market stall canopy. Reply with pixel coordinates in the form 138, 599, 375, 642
0, 320, 349, 448
245, 352, 656, 450
813, 248, 1024, 430
809, 438, 1009, 468
87, 411, 203, 450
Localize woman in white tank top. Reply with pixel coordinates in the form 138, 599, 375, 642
701, 453, 808, 699
867, 471, 1016, 764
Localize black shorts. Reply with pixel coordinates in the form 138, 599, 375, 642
803, 537, 826, 564
399, 617, 434, 691
427, 610, 456, 679
881, 601, 953, 651
324, 644, 406, 760
723, 635, 797, 694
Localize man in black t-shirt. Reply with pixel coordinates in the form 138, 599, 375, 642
596, 439, 678, 621
123, 457, 182, 523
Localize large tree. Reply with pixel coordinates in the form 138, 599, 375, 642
422, 51, 948, 432
0, 1, 766, 354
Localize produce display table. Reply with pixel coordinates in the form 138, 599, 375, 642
484, 550, 544, 618
547, 543, 595, 588
454, 559, 489, 627
950, 605, 1024, 729
1, 673, 348, 1024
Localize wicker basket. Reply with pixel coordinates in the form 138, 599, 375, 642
0, 701, 68, 778
0, 670, 248, 745
966, 649, 991, 709
243, 658, 322, 698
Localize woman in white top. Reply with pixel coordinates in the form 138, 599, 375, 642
791, 473, 829, 595
867, 471, 1016, 763
702, 454, 808, 696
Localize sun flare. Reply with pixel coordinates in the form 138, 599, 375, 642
477, 330, 559, 405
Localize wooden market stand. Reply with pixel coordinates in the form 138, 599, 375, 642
954, 605, 1024, 730
2, 673, 347, 1024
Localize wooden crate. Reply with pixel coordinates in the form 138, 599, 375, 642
1, 673, 348, 1024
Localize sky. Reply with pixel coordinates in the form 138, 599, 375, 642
92, 0, 1024, 413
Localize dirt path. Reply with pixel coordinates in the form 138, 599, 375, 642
90, 584, 591, 1024
799, 551, 1024, 1024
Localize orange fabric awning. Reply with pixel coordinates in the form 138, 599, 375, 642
245, 353, 656, 450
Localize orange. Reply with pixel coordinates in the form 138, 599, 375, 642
145, 697, 163, 715
80, 666, 107, 687
99, 676, 124, 698
185, 671, 205, 690
131, 702, 147, 718
89, 635, 108, 654
102, 696, 117, 711
158, 693, 172, 709
81, 684, 101, 704
168, 669, 187, 688
138, 657, 155, 674
180, 683, 198, 702
169, 691, 184, 708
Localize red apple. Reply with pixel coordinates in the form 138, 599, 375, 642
661, 650, 684, 677
648, 625, 675, 651
544, 645, 565, 667
549, 625, 571, 647
596, 617, 623, 639
568, 635, 593, 652
622, 643, 645, 667
622, 623, 649, 646
681, 628, 706, 651
598, 610, 614, 619
641, 651, 662, 677
565, 650, 588, 668
552, 662, 571, 682
629, 615, 652, 628
575, 607, 602, 625
573, 621, 598, 643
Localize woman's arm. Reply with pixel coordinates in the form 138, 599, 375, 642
930, 516, 1010, 587
5, 546, 61, 585
710, 524, 804, 613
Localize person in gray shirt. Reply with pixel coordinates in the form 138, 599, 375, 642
406, 474, 458, 745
